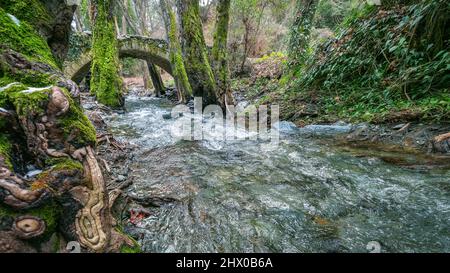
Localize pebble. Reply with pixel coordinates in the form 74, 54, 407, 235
162, 113, 172, 120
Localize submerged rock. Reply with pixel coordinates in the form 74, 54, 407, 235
300, 124, 353, 136
274, 121, 299, 134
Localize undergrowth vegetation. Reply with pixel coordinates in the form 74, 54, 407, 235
293, 1, 450, 123
235, 1, 449, 125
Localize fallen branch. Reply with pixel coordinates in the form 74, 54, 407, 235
100, 158, 111, 173
434, 132, 450, 143
128, 194, 177, 207
97, 133, 125, 151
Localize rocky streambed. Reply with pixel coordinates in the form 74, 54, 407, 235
88, 91, 450, 253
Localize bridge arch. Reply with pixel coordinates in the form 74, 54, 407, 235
64, 35, 173, 84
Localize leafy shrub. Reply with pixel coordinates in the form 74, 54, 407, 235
289, 0, 450, 122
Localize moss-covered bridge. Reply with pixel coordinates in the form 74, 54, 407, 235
63, 35, 172, 84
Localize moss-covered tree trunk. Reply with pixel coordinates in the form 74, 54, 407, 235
90, 0, 124, 108
160, 0, 192, 103
0, 0, 132, 253
176, 0, 218, 106
0, 0, 80, 66
211, 0, 235, 108
288, 0, 318, 67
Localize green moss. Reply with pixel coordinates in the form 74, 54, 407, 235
45, 158, 84, 172
0, 201, 61, 243
7, 86, 51, 116
90, 0, 123, 108
58, 88, 97, 148
1, 84, 96, 148
0, 134, 13, 170
286, 1, 450, 123
0, 76, 13, 87
115, 227, 142, 254
120, 244, 142, 253
168, 8, 192, 98
211, 0, 231, 96
1, 70, 53, 90
0, 8, 57, 68
0, 0, 51, 30
0, 83, 52, 117
178, 0, 217, 104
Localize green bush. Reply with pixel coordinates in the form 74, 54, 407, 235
289, 0, 450, 122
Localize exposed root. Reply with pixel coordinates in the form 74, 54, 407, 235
75, 146, 111, 252
97, 133, 125, 150
434, 132, 450, 143
47, 87, 70, 117
100, 158, 111, 173
0, 167, 47, 209
13, 216, 46, 239
108, 189, 122, 210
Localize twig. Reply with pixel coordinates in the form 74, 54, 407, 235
434, 132, 450, 143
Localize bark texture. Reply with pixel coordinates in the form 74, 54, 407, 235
0, 0, 80, 65
211, 0, 235, 108
0, 1, 132, 253
148, 63, 165, 97
90, 0, 124, 108
160, 0, 192, 103
176, 0, 218, 106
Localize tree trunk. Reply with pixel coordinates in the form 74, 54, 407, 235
90, 0, 124, 108
288, 0, 319, 67
114, 16, 121, 37
239, 18, 251, 74
160, 0, 192, 103
122, 0, 128, 36
0, 2, 131, 253
176, 0, 218, 106
211, 0, 235, 108
74, 7, 84, 32
137, 0, 151, 90
148, 63, 166, 97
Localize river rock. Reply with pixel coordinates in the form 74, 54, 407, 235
163, 113, 172, 120
301, 124, 352, 136
274, 121, 299, 134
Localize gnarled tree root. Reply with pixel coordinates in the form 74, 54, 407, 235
75, 146, 110, 252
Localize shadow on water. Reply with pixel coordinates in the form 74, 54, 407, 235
104, 96, 450, 253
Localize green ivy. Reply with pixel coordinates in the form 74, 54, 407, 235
288, 0, 450, 123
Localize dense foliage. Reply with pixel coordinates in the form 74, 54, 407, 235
290, 1, 449, 122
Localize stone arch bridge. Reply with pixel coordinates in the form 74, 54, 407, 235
63, 35, 172, 85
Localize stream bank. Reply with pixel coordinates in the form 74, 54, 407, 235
232, 74, 450, 157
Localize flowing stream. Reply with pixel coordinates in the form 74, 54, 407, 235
105, 95, 450, 253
